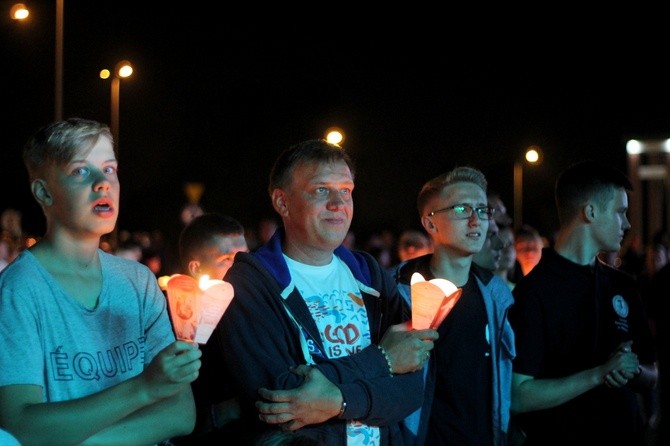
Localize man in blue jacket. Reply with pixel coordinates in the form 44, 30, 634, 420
207, 139, 438, 445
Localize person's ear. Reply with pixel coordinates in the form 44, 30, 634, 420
585, 204, 596, 222
272, 189, 289, 216
421, 215, 437, 233
187, 259, 201, 277
31, 179, 53, 206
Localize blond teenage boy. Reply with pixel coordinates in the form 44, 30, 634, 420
0, 118, 201, 445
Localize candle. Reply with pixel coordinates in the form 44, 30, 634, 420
410, 272, 462, 330
166, 274, 234, 343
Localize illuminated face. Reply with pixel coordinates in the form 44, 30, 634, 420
274, 160, 354, 262
424, 182, 489, 257
514, 238, 543, 275
41, 135, 119, 239
195, 233, 248, 280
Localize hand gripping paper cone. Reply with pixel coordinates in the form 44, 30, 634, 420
166, 274, 234, 344
410, 272, 462, 330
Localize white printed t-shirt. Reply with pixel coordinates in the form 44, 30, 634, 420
285, 254, 381, 446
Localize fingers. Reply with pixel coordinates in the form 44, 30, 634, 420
412, 328, 439, 341
167, 340, 200, 355
141, 343, 201, 402
288, 364, 314, 376
256, 398, 291, 415
257, 407, 294, 425
604, 364, 638, 388
258, 387, 292, 403
380, 327, 437, 373
387, 323, 406, 334
604, 369, 631, 387
156, 341, 202, 382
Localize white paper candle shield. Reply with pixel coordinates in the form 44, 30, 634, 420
166, 274, 234, 344
410, 272, 462, 330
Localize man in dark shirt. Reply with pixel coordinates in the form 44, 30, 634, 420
509, 160, 658, 445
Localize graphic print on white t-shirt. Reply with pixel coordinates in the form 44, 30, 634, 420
285, 254, 381, 446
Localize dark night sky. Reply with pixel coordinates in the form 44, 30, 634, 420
2, 2, 669, 248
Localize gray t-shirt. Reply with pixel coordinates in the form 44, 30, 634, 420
0, 249, 175, 402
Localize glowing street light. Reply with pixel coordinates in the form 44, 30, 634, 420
325, 127, 346, 146
100, 60, 133, 152
10, 1, 64, 120
10, 3, 29, 19
513, 145, 543, 230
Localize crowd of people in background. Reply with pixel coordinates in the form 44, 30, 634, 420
0, 117, 668, 446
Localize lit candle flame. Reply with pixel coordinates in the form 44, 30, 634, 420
198, 275, 211, 290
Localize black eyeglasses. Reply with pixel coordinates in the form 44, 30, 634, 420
428, 204, 495, 220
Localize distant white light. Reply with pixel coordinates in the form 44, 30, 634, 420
626, 139, 642, 154
626, 138, 670, 154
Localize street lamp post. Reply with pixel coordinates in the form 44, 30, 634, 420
110, 76, 120, 145
513, 146, 542, 231
55, 0, 64, 121
99, 61, 132, 250
10, 1, 64, 120
100, 60, 133, 150
513, 161, 523, 231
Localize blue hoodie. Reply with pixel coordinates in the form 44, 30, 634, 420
210, 229, 426, 445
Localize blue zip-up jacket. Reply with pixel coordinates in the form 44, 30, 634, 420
392, 256, 516, 446
210, 229, 426, 445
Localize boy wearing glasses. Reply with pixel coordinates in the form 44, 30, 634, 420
391, 166, 516, 446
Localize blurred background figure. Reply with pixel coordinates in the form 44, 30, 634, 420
0, 233, 12, 272
364, 229, 396, 269
486, 190, 516, 289
495, 225, 517, 291
647, 249, 670, 445
514, 223, 545, 277
619, 231, 646, 278
0, 208, 27, 264
638, 233, 669, 438
179, 213, 248, 280
472, 217, 504, 273
114, 239, 143, 262
488, 190, 513, 228
640, 237, 669, 294
342, 230, 357, 250
180, 203, 205, 227
171, 212, 249, 445
248, 216, 280, 251
396, 228, 433, 263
